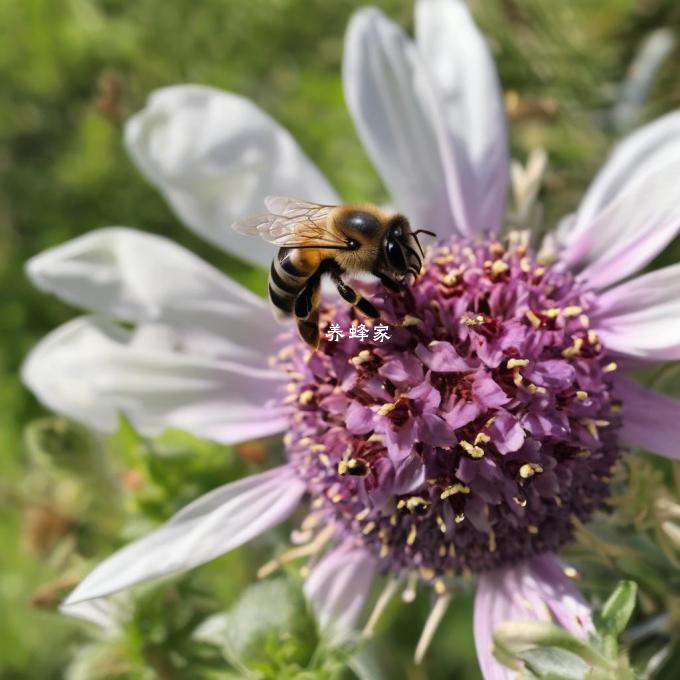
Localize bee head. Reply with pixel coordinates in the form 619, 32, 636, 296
383, 215, 421, 278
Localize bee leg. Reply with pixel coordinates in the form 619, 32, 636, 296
297, 315, 320, 349
332, 273, 380, 319
294, 277, 321, 349
375, 271, 402, 293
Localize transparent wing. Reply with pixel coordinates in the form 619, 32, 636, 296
232, 196, 345, 248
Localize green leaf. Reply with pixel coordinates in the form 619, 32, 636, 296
494, 620, 610, 670
518, 647, 590, 680
195, 579, 302, 662
597, 581, 638, 639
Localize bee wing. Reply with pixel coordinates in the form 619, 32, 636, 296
232, 196, 346, 248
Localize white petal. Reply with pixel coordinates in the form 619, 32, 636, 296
62, 465, 305, 613
594, 263, 680, 361
559, 112, 680, 288
343, 8, 467, 237
415, 0, 508, 234
21, 316, 287, 443
125, 85, 339, 266
616, 376, 680, 460
27, 228, 280, 366
303, 543, 377, 645
474, 554, 593, 680
571, 111, 680, 238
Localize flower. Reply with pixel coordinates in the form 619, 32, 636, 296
22, 0, 680, 677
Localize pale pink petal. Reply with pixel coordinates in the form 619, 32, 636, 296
125, 85, 339, 266
343, 8, 465, 237
558, 112, 680, 289
593, 263, 680, 361
415, 0, 508, 234
570, 111, 680, 240
303, 543, 377, 645
474, 554, 593, 680
21, 316, 287, 444
26, 228, 279, 366
62, 465, 305, 618
616, 375, 680, 459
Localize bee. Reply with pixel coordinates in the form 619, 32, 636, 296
233, 196, 434, 348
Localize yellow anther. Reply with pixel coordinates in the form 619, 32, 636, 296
488, 530, 497, 552
579, 314, 590, 328
581, 418, 599, 439
490, 242, 505, 255
282, 394, 297, 405
436, 515, 447, 533
362, 521, 376, 535
563, 305, 583, 317
563, 566, 579, 579
309, 444, 326, 453
513, 496, 527, 507
576, 450, 590, 459
587, 330, 599, 344
527, 384, 546, 395
603, 361, 618, 373
299, 390, 314, 404
562, 337, 584, 358
454, 513, 465, 523
402, 314, 422, 327
475, 432, 491, 445
380, 544, 389, 558
491, 260, 509, 276
534, 267, 546, 277
434, 580, 448, 595
526, 309, 542, 328
377, 402, 395, 416
519, 257, 532, 273
440, 483, 471, 499
507, 358, 529, 369
355, 508, 370, 521
543, 307, 560, 318
283, 433, 293, 446
407, 524, 417, 546
350, 349, 372, 366
460, 440, 484, 458
419, 566, 435, 581
318, 453, 330, 466
576, 390, 588, 401
528, 525, 539, 535
519, 463, 543, 479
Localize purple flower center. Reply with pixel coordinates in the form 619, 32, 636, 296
274, 235, 621, 587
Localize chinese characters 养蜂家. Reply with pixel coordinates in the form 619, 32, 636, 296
325, 322, 392, 342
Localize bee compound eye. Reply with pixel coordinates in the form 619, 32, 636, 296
347, 239, 360, 250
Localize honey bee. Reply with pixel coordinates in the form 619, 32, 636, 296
233, 196, 434, 348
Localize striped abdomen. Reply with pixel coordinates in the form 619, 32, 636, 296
268, 247, 312, 319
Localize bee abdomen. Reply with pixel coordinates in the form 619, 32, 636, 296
268, 250, 307, 319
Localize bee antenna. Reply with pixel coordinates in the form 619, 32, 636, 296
412, 232, 425, 258
403, 243, 423, 268
413, 229, 436, 237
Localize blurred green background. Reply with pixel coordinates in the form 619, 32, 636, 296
2, 0, 680, 678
